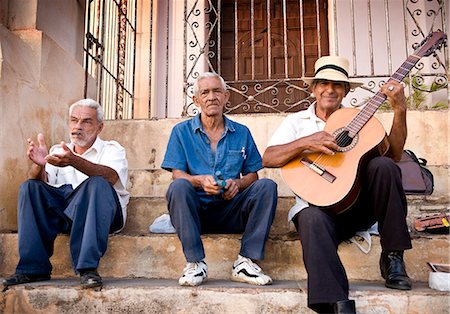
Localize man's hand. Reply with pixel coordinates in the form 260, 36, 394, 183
222, 179, 240, 200
381, 82, 407, 113
27, 133, 49, 167
199, 175, 223, 195
304, 131, 339, 155
45, 141, 76, 167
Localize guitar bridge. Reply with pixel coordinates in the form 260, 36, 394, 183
301, 157, 336, 183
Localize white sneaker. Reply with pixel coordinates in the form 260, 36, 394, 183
178, 261, 208, 286
231, 255, 272, 285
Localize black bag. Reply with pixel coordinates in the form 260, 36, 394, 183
397, 150, 434, 195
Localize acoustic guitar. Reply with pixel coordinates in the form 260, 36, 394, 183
281, 30, 446, 214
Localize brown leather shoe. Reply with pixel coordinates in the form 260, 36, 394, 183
380, 250, 412, 290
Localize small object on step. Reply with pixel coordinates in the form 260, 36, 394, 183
427, 262, 450, 291
413, 213, 450, 234
427, 262, 450, 273
149, 213, 176, 233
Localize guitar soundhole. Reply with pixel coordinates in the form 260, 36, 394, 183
333, 128, 358, 152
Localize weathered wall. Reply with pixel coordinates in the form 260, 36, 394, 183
0, 0, 87, 231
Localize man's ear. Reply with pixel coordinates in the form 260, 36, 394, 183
345, 83, 351, 95
97, 122, 104, 134
224, 90, 230, 103
193, 95, 200, 106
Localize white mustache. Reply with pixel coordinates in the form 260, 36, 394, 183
71, 131, 82, 136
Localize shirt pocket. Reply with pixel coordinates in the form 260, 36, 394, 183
55, 166, 76, 184
224, 150, 245, 178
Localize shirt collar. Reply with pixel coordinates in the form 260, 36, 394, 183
306, 102, 343, 123
192, 114, 235, 133
67, 136, 103, 156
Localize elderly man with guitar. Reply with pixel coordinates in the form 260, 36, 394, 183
264, 54, 411, 314
263, 30, 445, 313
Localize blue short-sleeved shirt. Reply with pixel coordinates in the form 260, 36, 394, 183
161, 114, 262, 199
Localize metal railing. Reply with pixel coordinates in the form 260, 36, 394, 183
83, 0, 137, 120
183, 0, 329, 116
183, 0, 448, 116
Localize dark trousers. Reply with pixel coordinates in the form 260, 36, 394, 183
15, 176, 123, 275
294, 156, 412, 311
167, 178, 278, 262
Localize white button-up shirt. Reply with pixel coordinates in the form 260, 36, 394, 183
45, 137, 129, 224
267, 104, 326, 221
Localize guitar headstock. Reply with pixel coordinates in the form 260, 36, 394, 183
414, 30, 447, 57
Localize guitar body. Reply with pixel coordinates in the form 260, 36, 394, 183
281, 108, 389, 213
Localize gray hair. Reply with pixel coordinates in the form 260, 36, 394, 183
69, 98, 104, 123
192, 72, 227, 96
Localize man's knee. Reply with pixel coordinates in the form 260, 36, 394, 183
251, 178, 278, 194
297, 207, 331, 228
167, 178, 194, 199
18, 179, 49, 201
20, 179, 44, 192
367, 156, 399, 177
84, 176, 110, 188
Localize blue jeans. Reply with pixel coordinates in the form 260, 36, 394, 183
15, 176, 123, 275
166, 178, 278, 262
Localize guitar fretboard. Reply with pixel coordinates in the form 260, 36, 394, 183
346, 54, 421, 137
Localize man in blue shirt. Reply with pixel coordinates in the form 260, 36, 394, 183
162, 72, 277, 286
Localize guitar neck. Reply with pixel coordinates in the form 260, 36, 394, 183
346, 54, 421, 137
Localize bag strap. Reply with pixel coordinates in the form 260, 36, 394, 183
404, 149, 428, 166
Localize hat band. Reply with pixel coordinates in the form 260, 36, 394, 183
314, 64, 349, 78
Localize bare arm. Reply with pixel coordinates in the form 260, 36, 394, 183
381, 82, 408, 162
262, 131, 339, 168
46, 142, 119, 184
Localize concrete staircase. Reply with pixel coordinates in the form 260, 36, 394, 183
1, 113, 449, 313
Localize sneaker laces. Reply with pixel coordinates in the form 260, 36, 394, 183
237, 255, 262, 272
183, 261, 206, 275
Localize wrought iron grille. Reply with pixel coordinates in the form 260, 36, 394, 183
336, 0, 448, 110
83, 0, 137, 120
183, 0, 448, 116
183, 0, 329, 116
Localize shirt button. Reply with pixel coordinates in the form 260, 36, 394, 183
206, 140, 210, 144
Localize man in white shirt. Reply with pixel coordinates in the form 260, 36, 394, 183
2, 99, 129, 289
263, 56, 412, 313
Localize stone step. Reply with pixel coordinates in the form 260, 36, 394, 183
1, 279, 447, 314
103, 112, 449, 202
1, 233, 448, 283
127, 166, 450, 201
102, 112, 449, 170
124, 196, 447, 236
123, 197, 296, 236
126, 168, 304, 198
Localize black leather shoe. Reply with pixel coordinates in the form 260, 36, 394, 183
334, 300, 356, 314
80, 269, 103, 289
2, 273, 51, 287
380, 250, 412, 290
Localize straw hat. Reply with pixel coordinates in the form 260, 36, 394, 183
302, 56, 364, 89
